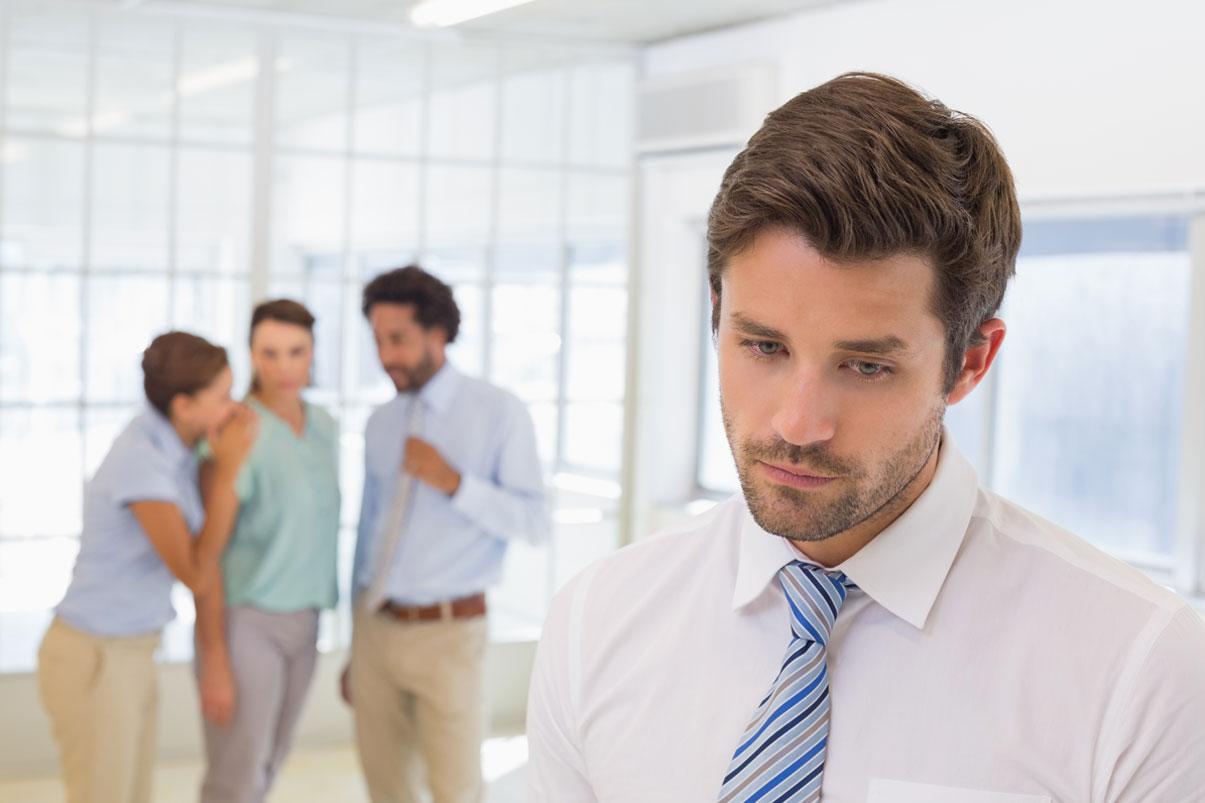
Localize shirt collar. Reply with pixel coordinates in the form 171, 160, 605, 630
417, 360, 460, 415
731, 428, 979, 630
144, 404, 195, 471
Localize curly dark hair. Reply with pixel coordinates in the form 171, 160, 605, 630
362, 265, 460, 343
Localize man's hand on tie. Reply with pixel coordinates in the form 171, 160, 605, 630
403, 437, 462, 496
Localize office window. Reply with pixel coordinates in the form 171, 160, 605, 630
992, 217, 1190, 563
0, 0, 637, 672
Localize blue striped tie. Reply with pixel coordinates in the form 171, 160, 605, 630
718, 560, 855, 803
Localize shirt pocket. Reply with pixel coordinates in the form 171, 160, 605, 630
868, 779, 1054, 803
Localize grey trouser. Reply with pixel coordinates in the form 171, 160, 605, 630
199, 606, 319, 803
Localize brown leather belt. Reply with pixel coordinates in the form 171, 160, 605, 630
379, 592, 487, 623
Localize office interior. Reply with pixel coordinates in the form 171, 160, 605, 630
0, 0, 1203, 799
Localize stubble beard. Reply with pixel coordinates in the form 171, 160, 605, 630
723, 401, 944, 543
388, 348, 438, 393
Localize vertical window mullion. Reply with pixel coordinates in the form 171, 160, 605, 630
79, 10, 98, 503
338, 33, 354, 405
166, 19, 182, 323
329, 32, 357, 655
554, 64, 572, 475
1178, 212, 1205, 595
249, 31, 277, 303
482, 46, 504, 385
415, 41, 431, 257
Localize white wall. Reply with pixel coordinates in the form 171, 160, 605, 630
643, 0, 1205, 202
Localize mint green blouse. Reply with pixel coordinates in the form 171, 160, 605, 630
213, 399, 341, 612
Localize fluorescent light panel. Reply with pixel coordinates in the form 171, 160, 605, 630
410, 0, 535, 28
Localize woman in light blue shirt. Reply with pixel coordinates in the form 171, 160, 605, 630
193, 299, 341, 803
37, 331, 258, 803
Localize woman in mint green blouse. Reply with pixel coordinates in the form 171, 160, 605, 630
193, 299, 340, 803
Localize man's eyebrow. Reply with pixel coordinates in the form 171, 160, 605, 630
833, 336, 911, 356
730, 313, 913, 355
729, 312, 788, 341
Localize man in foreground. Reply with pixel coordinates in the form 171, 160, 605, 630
527, 73, 1205, 802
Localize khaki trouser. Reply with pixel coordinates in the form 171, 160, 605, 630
36, 617, 161, 803
350, 607, 488, 803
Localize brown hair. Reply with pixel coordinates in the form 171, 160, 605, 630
707, 72, 1022, 393
142, 331, 229, 417
361, 265, 460, 343
248, 298, 316, 393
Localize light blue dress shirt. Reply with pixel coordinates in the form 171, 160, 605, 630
57, 407, 204, 636
353, 362, 549, 605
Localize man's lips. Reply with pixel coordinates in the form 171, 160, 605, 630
757, 460, 839, 489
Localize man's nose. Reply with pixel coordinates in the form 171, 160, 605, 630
769, 368, 837, 448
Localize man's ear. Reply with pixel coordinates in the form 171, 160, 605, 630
946, 319, 1006, 406
427, 325, 451, 359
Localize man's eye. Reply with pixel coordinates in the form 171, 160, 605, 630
744, 340, 784, 357
849, 360, 890, 378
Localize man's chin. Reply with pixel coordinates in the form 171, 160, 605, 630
744, 486, 847, 543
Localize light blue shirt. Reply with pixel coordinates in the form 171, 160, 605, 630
57, 407, 204, 636
353, 362, 549, 605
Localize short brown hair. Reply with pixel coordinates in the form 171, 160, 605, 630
362, 265, 460, 343
249, 298, 315, 343
142, 331, 228, 416
707, 72, 1022, 392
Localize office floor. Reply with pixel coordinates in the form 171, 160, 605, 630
0, 736, 528, 803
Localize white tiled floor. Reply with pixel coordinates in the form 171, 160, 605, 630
0, 737, 528, 803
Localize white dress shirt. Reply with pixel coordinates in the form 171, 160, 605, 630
527, 435, 1205, 802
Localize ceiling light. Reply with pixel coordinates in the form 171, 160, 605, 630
177, 57, 256, 97
410, 0, 535, 28
176, 55, 292, 98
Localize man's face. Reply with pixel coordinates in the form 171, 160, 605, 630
716, 227, 951, 545
369, 302, 446, 392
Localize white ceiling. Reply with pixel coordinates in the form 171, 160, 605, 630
126, 0, 846, 43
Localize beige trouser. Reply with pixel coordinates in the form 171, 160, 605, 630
36, 617, 160, 803
350, 607, 488, 803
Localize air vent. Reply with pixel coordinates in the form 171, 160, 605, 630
636, 64, 776, 155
